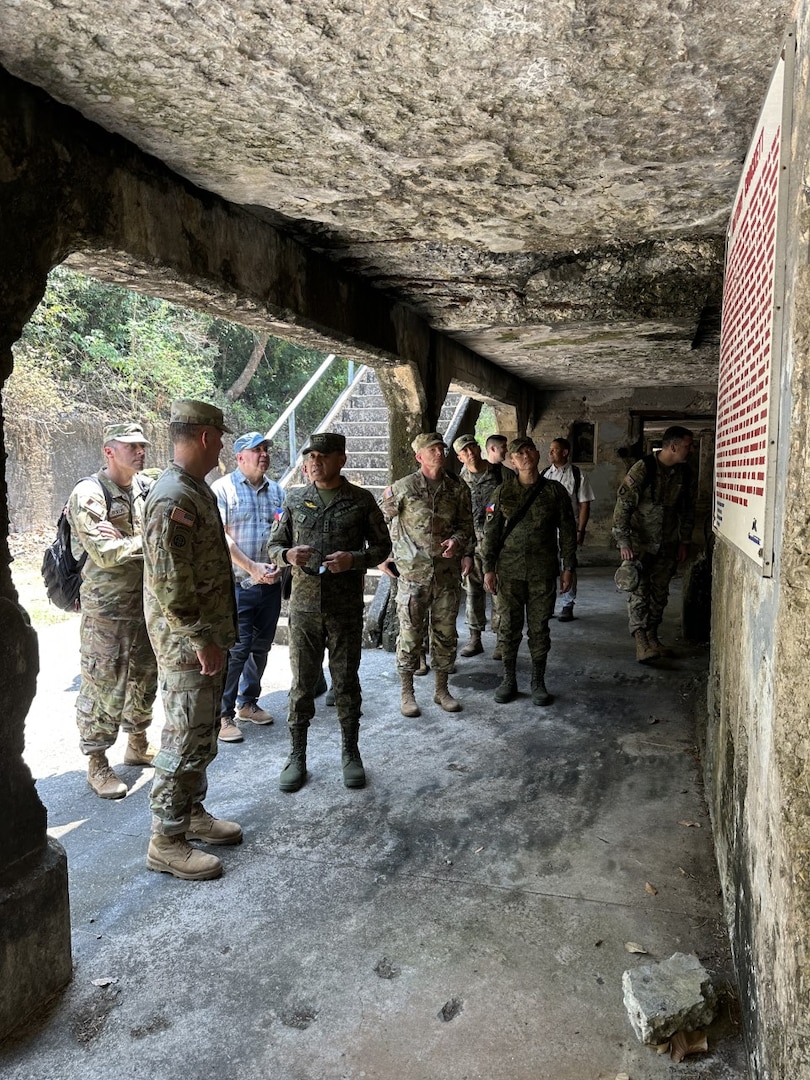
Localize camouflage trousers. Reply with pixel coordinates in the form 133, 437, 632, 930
396, 575, 462, 674
149, 668, 224, 836
288, 605, 363, 730
76, 612, 158, 755
626, 547, 678, 635
464, 553, 500, 633
496, 574, 557, 663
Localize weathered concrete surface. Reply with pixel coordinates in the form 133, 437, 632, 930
1, 569, 745, 1079
0, 0, 792, 390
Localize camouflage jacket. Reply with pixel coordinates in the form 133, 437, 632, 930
481, 474, 577, 577
611, 454, 695, 554
381, 469, 474, 584
460, 462, 504, 544
142, 464, 237, 667
267, 478, 391, 613
67, 470, 150, 619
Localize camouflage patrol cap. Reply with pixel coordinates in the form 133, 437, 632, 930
412, 432, 446, 453
170, 399, 232, 432
614, 560, 641, 592
302, 432, 346, 455
452, 433, 478, 455
103, 421, 150, 445
508, 436, 537, 455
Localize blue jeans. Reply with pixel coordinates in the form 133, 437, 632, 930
219, 582, 282, 718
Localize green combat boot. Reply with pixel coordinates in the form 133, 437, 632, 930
279, 727, 308, 792
494, 661, 518, 704
531, 660, 553, 706
340, 723, 366, 789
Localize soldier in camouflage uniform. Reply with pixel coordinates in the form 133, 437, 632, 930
611, 425, 695, 663
142, 400, 242, 881
67, 421, 158, 800
481, 436, 577, 706
453, 433, 504, 659
267, 432, 390, 793
381, 432, 474, 717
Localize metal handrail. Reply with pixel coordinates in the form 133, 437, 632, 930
265, 353, 336, 470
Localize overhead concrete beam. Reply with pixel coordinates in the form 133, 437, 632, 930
0, 68, 528, 414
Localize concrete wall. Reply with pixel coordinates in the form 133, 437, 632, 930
703, 11, 810, 1078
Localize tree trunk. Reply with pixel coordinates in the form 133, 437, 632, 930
226, 332, 268, 400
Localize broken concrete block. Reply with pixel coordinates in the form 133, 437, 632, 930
622, 951, 718, 1044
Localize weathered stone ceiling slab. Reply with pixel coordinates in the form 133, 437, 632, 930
0, 0, 792, 391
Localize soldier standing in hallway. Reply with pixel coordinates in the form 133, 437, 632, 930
67, 421, 158, 800
452, 432, 504, 658
382, 432, 474, 717
611, 425, 695, 662
142, 400, 242, 881
267, 432, 390, 793
481, 436, 577, 706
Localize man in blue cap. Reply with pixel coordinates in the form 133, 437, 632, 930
211, 431, 285, 742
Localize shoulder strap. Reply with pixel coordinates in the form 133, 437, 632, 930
494, 478, 546, 558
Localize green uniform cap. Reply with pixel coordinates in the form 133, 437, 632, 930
614, 560, 641, 592
104, 421, 150, 445
302, 432, 346, 455
452, 433, 478, 454
170, 399, 232, 432
508, 436, 536, 454
412, 432, 446, 453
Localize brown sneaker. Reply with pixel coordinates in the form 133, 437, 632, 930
218, 717, 244, 742
236, 702, 274, 725
123, 732, 159, 766
146, 834, 222, 880
185, 804, 243, 845
87, 752, 127, 799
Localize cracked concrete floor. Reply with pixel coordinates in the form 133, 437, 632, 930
2, 568, 745, 1080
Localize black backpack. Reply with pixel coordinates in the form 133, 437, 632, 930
41, 477, 112, 612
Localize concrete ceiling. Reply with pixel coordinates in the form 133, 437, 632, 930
0, 0, 793, 392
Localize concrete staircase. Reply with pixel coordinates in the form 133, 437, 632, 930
272, 367, 464, 647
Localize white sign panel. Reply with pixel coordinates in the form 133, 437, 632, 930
713, 35, 794, 575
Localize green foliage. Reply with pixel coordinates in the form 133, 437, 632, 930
9, 266, 350, 443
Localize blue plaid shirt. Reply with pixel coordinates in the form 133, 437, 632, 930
210, 468, 284, 586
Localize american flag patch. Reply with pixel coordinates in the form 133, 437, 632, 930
274, 509, 283, 521
486, 502, 496, 514
170, 506, 196, 527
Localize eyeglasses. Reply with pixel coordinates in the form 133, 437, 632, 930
299, 549, 327, 576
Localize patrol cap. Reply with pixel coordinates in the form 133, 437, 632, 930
452, 433, 478, 455
412, 432, 446, 453
302, 431, 346, 455
104, 421, 150, 445
614, 560, 641, 592
170, 399, 232, 432
233, 431, 269, 454
508, 436, 537, 455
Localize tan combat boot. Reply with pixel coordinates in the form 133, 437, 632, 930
186, 804, 243, 845
646, 630, 674, 658
400, 671, 421, 717
633, 629, 658, 664
433, 671, 462, 712
87, 751, 127, 799
123, 732, 159, 766
146, 834, 222, 880
414, 652, 430, 676
460, 630, 484, 657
